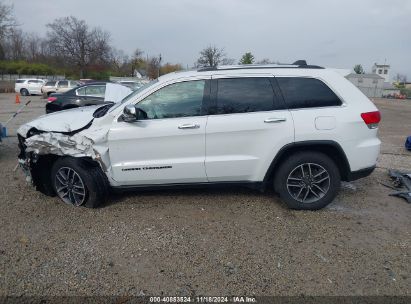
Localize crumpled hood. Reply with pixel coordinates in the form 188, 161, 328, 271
18, 105, 104, 137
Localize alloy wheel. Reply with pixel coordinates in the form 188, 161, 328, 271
286, 163, 330, 204
55, 167, 86, 206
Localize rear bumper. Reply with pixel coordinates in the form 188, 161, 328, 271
45, 103, 61, 113
346, 166, 376, 181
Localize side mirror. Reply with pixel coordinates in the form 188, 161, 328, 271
123, 105, 148, 122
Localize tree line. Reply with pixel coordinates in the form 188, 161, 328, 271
0, 2, 276, 80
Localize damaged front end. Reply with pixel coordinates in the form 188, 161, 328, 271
18, 131, 59, 195
17, 105, 113, 195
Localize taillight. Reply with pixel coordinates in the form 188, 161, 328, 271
361, 111, 381, 129
47, 97, 57, 103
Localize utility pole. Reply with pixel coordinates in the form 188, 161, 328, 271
157, 54, 162, 79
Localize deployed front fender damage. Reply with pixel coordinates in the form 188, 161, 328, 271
18, 107, 110, 171
23, 129, 110, 171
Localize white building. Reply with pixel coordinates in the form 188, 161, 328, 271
346, 73, 385, 98
371, 63, 390, 82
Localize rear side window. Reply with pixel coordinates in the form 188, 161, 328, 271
15, 80, 25, 84
277, 77, 342, 109
215, 78, 275, 114
85, 85, 106, 97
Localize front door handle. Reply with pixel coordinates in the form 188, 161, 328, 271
264, 117, 287, 123
178, 123, 200, 129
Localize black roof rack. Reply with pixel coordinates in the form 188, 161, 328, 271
197, 60, 324, 72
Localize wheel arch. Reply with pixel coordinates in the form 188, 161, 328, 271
29, 154, 102, 195
264, 140, 351, 183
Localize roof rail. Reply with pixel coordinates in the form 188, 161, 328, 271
197, 60, 323, 72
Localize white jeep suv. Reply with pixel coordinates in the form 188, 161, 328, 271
17, 62, 381, 210
15, 79, 46, 96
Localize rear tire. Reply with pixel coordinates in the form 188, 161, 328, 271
51, 157, 108, 208
274, 151, 340, 210
20, 88, 29, 96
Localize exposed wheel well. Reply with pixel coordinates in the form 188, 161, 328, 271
30, 155, 102, 196
264, 141, 351, 183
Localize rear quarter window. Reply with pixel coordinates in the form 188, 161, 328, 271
277, 77, 342, 109
15, 80, 25, 84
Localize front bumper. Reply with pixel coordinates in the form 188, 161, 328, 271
18, 157, 32, 182
18, 135, 33, 183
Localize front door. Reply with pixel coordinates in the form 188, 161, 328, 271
108, 78, 210, 186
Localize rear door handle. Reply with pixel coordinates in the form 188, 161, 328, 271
178, 123, 200, 129
264, 117, 287, 123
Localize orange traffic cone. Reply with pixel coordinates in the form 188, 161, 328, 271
15, 94, 20, 104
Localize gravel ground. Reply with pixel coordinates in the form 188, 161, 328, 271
0, 94, 410, 296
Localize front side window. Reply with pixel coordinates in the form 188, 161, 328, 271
215, 78, 275, 114
277, 77, 342, 109
58, 81, 68, 88
137, 80, 205, 119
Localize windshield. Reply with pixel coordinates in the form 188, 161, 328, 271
109, 79, 158, 112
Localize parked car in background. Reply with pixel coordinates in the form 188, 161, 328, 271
46, 82, 131, 113
40, 80, 57, 97
15, 79, 46, 96
41, 80, 80, 97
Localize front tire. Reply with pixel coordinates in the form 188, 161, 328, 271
274, 151, 340, 210
51, 157, 108, 208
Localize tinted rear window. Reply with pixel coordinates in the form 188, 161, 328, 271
277, 77, 342, 109
216, 78, 275, 114
45, 81, 56, 86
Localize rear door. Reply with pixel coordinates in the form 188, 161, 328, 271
205, 75, 294, 182
28, 80, 43, 94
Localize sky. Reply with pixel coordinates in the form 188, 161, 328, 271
8, 0, 411, 79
